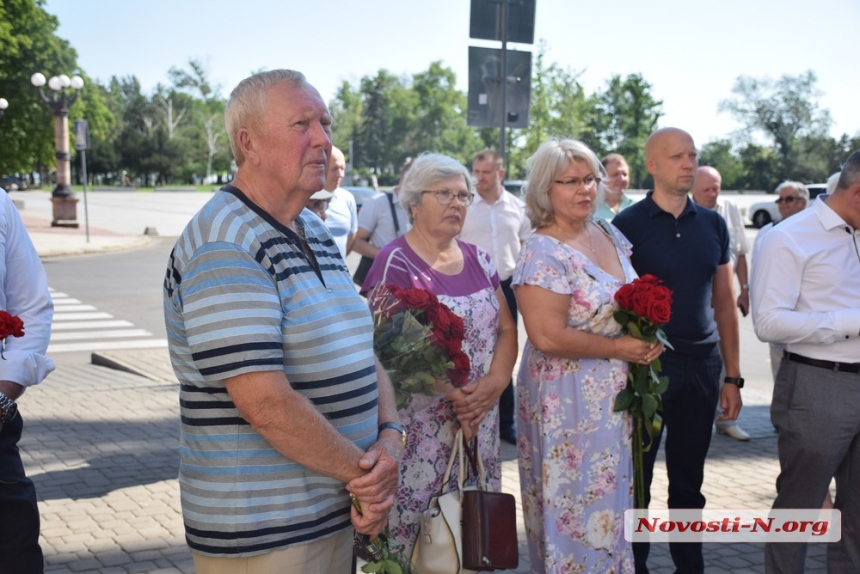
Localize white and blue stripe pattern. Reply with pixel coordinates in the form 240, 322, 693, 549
164, 188, 378, 556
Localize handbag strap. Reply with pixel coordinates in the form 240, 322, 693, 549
385, 191, 401, 235
440, 429, 466, 494
463, 436, 488, 491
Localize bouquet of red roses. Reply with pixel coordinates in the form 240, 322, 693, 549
612, 274, 673, 509
368, 284, 471, 410
0, 311, 25, 360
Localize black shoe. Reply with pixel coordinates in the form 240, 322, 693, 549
500, 424, 517, 445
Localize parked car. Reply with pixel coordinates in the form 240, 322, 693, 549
747, 183, 827, 228
1, 175, 27, 191
343, 186, 381, 212
503, 180, 526, 197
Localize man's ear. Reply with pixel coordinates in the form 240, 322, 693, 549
237, 127, 260, 165
645, 157, 657, 177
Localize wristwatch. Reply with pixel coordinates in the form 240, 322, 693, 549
740, 284, 750, 290
724, 376, 745, 389
0, 391, 18, 424
378, 421, 406, 447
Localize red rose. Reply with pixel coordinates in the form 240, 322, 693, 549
650, 285, 673, 302
427, 305, 452, 334
452, 352, 470, 372
615, 283, 636, 310
444, 338, 463, 359
397, 287, 437, 309
631, 289, 653, 318
0, 311, 24, 339
648, 299, 672, 324
637, 274, 661, 285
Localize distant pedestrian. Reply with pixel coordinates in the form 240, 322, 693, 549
321, 146, 358, 259
0, 190, 56, 573
459, 148, 531, 445
595, 153, 635, 221
163, 70, 401, 573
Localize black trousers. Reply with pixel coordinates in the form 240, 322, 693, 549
633, 348, 722, 574
499, 277, 517, 428
0, 413, 44, 574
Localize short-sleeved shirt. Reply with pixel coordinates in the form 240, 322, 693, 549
163, 186, 379, 556
613, 191, 731, 356
594, 193, 636, 222
325, 186, 358, 259
357, 191, 410, 249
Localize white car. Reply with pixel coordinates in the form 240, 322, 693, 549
747, 183, 827, 228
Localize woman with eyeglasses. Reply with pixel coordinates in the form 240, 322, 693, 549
361, 152, 518, 559
512, 139, 660, 572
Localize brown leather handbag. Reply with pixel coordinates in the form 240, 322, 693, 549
461, 438, 519, 571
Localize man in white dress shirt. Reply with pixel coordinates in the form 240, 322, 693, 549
320, 146, 358, 259
752, 150, 860, 573
691, 166, 751, 441
0, 190, 55, 572
459, 149, 531, 444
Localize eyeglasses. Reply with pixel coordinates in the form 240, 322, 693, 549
421, 189, 474, 206
775, 196, 802, 205
553, 175, 601, 190
308, 199, 331, 211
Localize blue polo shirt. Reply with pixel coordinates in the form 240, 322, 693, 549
613, 191, 730, 356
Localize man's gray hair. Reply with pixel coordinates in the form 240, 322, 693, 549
774, 180, 809, 200
225, 70, 308, 165
826, 172, 841, 195
524, 139, 606, 228
836, 150, 860, 192
399, 153, 472, 224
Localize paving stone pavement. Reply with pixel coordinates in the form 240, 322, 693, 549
19, 350, 831, 573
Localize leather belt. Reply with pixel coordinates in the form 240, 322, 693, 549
784, 352, 860, 374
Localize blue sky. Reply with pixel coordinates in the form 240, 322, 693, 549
45, 0, 858, 147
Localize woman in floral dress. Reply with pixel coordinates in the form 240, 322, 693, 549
513, 140, 663, 573
362, 152, 517, 560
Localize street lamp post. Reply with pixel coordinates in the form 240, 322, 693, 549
31, 72, 84, 227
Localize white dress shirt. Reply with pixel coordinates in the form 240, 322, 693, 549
715, 199, 750, 269
458, 189, 531, 281
0, 191, 55, 387
751, 197, 860, 363
324, 187, 357, 259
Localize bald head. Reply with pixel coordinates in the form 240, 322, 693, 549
324, 146, 346, 191
645, 128, 698, 196
691, 166, 721, 210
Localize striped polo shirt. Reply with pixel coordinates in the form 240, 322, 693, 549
163, 187, 379, 556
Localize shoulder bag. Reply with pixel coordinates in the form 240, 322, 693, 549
411, 429, 476, 574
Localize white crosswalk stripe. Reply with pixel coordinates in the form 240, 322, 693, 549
48, 290, 167, 353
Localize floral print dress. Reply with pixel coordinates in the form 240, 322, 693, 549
363, 236, 503, 560
512, 227, 636, 574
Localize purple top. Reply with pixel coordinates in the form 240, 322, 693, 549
361, 236, 500, 296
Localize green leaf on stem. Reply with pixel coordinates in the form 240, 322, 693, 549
654, 375, 670, 395
614, 387, 635, 412
655, 328, 674, 350
627, 321, 643, 339
642, 393, 658, 419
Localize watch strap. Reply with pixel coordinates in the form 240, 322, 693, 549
378, 421, 406, 446
723, 376, 745, 389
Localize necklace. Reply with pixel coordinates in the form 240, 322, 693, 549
571, 223, 596, 254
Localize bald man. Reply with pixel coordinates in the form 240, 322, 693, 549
320, 146, 358, 259
613, 128, 743, 574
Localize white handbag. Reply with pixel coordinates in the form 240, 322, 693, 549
411, 429, 477, 574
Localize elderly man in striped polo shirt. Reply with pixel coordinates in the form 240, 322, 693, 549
163, 70, 402, 573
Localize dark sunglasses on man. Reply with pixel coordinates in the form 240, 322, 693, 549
775, 196, 801, 204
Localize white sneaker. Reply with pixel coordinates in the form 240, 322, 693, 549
717, 424, 751, 441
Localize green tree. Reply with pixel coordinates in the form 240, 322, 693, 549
589, 74, 663, 188
719, 71, 831, 179
698, 139, 745, 190
0, 0, 98, 179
